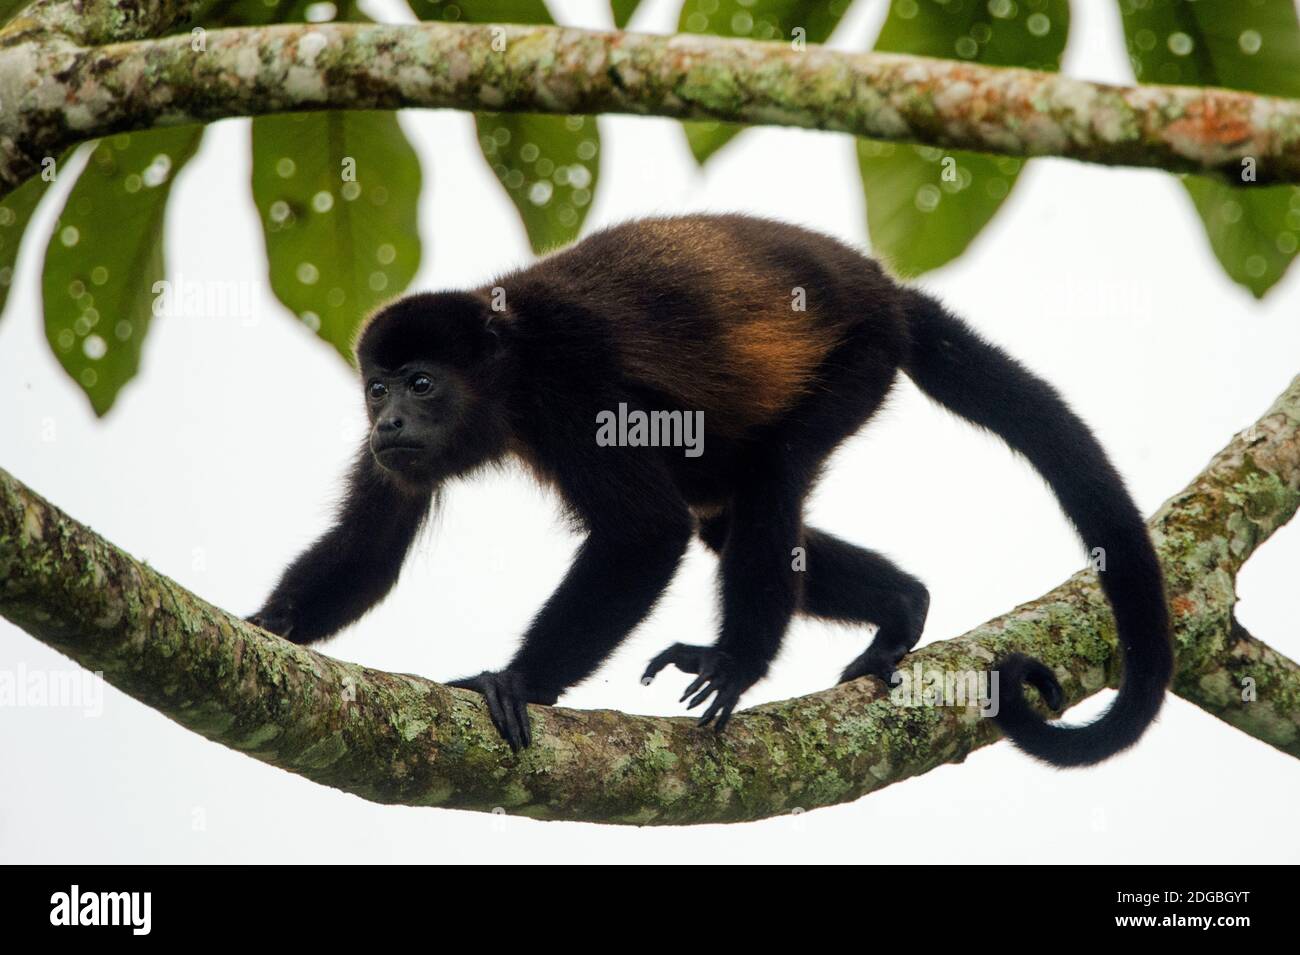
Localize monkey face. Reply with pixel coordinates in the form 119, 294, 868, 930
363, 361, 472, 481
355, 291, 514, 483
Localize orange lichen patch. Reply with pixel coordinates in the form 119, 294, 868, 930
1164, 95, 1254, 150
1170, 595, 1199, 619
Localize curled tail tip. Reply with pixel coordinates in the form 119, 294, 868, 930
999, 652, 1066, 711
992, 651, 1169, 769
902, 293, 1172, 767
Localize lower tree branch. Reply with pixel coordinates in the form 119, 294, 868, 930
1, 375, 1297, 824
4, 20, 1300, 196
1196, 617, 1300, 750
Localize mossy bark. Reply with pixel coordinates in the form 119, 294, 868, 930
2, 376, 1297, 825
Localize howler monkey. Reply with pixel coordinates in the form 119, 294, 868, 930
249, 214, 1172, 763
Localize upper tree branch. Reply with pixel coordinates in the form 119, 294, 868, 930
1, 376, 1297, 825
3, 19, 1300, 197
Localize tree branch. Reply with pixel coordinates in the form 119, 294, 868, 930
15, 0, 204, 45
2, 375, 1297, 824
4, 17, 1300, 197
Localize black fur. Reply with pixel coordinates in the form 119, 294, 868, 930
249, 214, 1172, 760
901, 294, 1173, 765
248, 450, 432, 643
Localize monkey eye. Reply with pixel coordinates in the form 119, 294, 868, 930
367, 380, 388, 401
410, 374, 434, 395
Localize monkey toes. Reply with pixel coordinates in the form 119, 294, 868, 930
838, 646, 906, 688
447, 669, 535, 751
246, 601, 295, 640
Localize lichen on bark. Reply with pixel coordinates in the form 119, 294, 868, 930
4, 10, 1300, 196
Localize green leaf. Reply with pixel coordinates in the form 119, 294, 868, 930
408, 0, 551, 21
192, 0, 293, 27
0, 170, 56, 324
859, 0, 1069, 276
1118, 0, 1300, 298
196, 0, 346, 28
1184, 178, 1300, 296
1117, 0, 1300, 92
0, 0, 29, 28
474, 113, 600, 253
857, 143, 1027, 276
410, 0, 601, 252
244, 2, 421, 355
611, 0, 641, 29
251, 111, 423, 360
677, 0, 853, 163
42, 128, 203, 416
875, 0, 1066, 66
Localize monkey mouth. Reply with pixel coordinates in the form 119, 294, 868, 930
373, 443, 429, 469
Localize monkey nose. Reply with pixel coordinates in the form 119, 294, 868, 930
378, 417, 403, 433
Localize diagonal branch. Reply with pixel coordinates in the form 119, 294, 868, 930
4, 18, 1300, 197
1195, 617, 1300, 748
1, 376, 1297, 825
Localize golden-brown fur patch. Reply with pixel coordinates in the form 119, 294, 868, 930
614, 219, 845, 435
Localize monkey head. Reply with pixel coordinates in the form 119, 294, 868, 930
354, 291, 512, 484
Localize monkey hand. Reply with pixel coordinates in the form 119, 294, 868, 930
641, 643, 758, 734
246, 599, 295, 640
447, 669, 554, 752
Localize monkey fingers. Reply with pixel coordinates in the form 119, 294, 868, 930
641, 644, 747, 732
641, 642, 724, 684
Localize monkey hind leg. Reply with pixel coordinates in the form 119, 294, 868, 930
697, 518, 929, 685
803, 527, 930, 685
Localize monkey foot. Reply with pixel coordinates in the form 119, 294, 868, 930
838, 646, 906, 687
642, 643, 756, 733
246, 599, 295, 640
447, 669, 535, 751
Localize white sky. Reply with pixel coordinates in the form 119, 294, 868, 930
1, 0, 1298, 862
